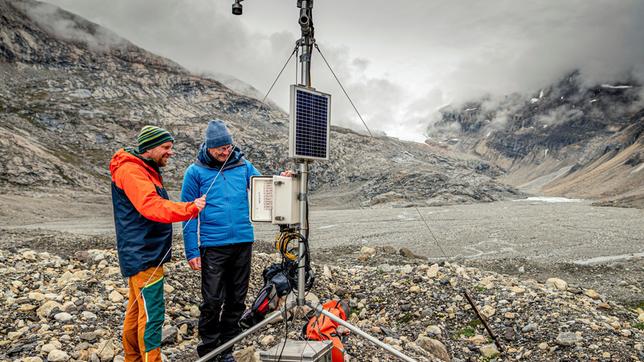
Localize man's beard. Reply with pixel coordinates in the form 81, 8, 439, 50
156, 156, 169, 167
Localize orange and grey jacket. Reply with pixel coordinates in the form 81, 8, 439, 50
109, 148, 199, 277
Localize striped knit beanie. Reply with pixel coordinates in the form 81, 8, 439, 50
136, 125, 174, 153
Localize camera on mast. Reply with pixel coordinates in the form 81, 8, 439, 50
232, 0, 243, 15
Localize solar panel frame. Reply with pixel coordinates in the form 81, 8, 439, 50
289, 85, 331, 160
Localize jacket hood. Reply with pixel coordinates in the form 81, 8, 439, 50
109, 148, 160, 179
196, 143, 244, 170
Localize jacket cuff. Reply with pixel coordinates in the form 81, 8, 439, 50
188, 202, 200, 216
185, 248, 199, 261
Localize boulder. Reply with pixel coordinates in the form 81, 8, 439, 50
546, 278, 568, 291
416, 336, 450, 361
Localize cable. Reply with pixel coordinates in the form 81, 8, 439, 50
295, 46, 300, 86
414, 207, 504, 352
414, 207, 450, 260
276, 308, 289, 362
262, 45, 298, 104
314, 43, 373, 137
274, 231, 313, 294
275, 230, 303, 261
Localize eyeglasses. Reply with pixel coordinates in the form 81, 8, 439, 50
213, 144, 233, 153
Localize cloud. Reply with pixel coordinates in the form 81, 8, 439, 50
20, 1, 128, 51
536, 106, 584, 127
43, 0, 644, 140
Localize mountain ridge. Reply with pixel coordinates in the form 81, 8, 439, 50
428, 71, 644, 208
0, 0, 519, 208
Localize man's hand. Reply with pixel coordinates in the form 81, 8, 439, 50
188, 257, 202, 270
280, 170, 295, 177
193, 195, 206, 211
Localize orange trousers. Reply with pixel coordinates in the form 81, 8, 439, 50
122, 266, 165, 362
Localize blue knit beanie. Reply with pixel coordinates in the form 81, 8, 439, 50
205, 119, 233, 149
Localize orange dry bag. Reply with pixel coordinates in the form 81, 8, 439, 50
305, 300, 350, 362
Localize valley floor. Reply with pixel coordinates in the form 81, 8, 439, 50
1, 191, 642, 304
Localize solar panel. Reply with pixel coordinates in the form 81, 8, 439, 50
289, 85, 331, 160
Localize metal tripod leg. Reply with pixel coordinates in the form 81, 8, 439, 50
194, 302, 295, 362
306, 301, 418, 362
194, 300, 418, 362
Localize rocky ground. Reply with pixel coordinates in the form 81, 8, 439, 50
1, 230, 642, 362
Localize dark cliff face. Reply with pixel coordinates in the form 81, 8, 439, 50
430, 71, 644, 206
0, 0, 520, 207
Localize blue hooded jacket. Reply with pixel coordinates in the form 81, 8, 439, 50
181, 144, 260, 261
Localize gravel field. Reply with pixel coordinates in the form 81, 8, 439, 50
5, 195, 643, 263
1, 237, 642, 362
2, 195, 643, 304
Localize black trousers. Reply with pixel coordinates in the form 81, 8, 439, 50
197, 243, 253, 359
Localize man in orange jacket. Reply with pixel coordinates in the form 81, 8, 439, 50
110, 125, 206, 362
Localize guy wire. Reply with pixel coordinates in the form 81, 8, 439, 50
314, 43, 373, 137
414, 207, 504, 352
414, 207, 450, 260
262, 45, 298, 104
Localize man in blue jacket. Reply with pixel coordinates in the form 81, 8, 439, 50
181, 119, 260, 361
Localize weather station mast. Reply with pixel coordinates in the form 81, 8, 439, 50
292, 0, 317, 307
195, 1, 418, 361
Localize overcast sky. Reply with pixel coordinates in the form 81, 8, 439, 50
45, 0, 644, 141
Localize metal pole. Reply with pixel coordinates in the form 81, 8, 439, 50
297, 161, 309, 306
463, 289, 503, 352
298, 0, 314, 87
307, 302, 418, 362
194, 303, 294, 362
296, 0, 313, 307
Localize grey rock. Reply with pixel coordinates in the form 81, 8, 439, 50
162, 326, 178, 345
37, 301, 63, 319
81, 311, 98, 320
399, 247, 419, 259
80, 332, 98, 342
503, 327, 516, 341
96, 340, 115, 361
54, 312, 73, 323
479, 344, 499, 358
233, 346, 257, 362
416, 336, 450, 361
47, 349, 70, 362
7, 342, 38, 356
521, 323, 537, 333
556, 332, 582, 346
